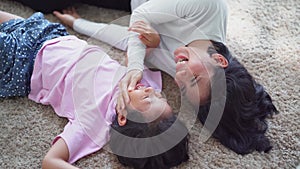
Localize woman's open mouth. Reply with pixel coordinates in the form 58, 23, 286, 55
175, 55, 189, 63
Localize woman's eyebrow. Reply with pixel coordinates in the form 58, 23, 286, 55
190, 76, 200, 87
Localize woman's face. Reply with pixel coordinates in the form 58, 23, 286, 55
174, 45, 217, 106
128, 84, 172, 122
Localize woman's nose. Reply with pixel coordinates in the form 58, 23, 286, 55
174, 46, 187, 56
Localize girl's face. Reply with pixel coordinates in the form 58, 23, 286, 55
174, 45, 217, 106
128, 84, 172, 122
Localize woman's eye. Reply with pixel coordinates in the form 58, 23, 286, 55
190, 75, 200, 87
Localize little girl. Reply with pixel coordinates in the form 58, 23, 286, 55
0, 11, 189, 169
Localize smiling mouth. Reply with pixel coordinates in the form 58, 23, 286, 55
175, 55, 189, 63
178, 58, 188, 63
135, 83, 145, 90
175, 55, 200, 85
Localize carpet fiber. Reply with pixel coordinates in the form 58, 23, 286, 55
0, 0, 299, 168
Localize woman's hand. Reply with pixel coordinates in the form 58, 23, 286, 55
128, 21, 160, 48
116, 70, 143, 115
53, 7, 80, 28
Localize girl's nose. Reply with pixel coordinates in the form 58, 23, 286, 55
144, 87, 154, 93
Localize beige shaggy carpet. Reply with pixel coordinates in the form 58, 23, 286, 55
0, 0, 299, 168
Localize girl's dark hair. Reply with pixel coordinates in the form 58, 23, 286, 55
110, 109, 189, 169
198, 41, 279, 154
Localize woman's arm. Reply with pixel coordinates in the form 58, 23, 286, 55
116, 20, 160, 115
42, 138, 79, 169
53, 7, 79, 28
53, 7, 107, 39
129, 20, 160, 48
126, 0, 182, 72
117, 0, 186, 114
53, 7, 129, 51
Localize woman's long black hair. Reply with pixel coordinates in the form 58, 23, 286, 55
198, 41, 279, 154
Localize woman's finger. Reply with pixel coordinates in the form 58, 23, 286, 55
139, 32, 152, 40
129, 21, 149, 31
119, 79, 130, 104
129, 26, 147, 33
131, 20, 147, 27
53, 11, 63, 18
127, 70, 142, 91
139, 35, 151, 46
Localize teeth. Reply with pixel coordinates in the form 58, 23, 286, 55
178, 58, 187, 63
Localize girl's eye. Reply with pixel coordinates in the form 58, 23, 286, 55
143, 96, 151, 103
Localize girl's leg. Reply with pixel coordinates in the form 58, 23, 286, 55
0, 11, 23, 25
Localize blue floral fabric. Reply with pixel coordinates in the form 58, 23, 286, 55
0, 12, 68, 97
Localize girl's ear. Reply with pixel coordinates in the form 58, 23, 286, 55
117, 113, 127, 126
212, 54, 228, 68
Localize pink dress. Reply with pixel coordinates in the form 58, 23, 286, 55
28, 35, 162, 163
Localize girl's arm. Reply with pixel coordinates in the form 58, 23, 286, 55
42, 138, 79, 169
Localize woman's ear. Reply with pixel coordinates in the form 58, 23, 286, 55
117, 113, 127, 126
212, 54, 228, 68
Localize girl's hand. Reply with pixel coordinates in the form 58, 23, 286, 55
42, 138, 79, 169
128, 21, 160, 48
53, 7, 81, 28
